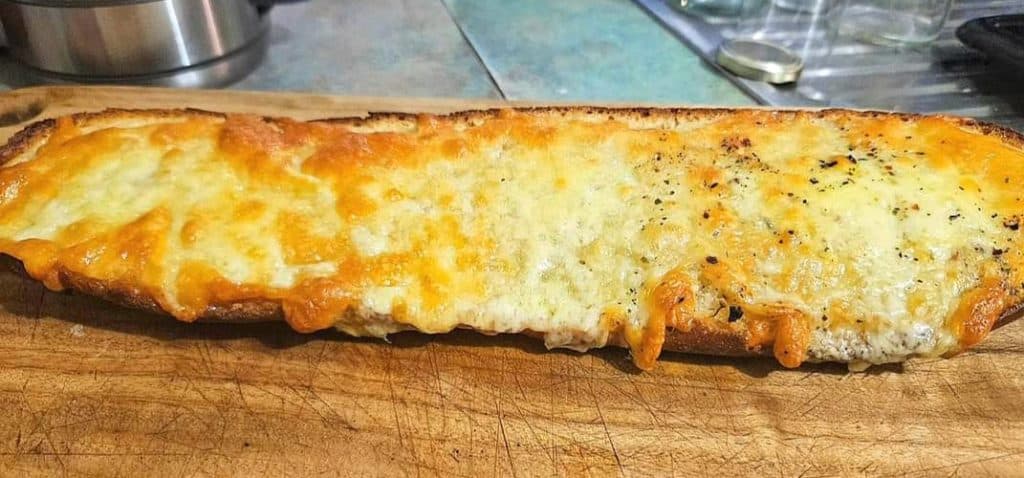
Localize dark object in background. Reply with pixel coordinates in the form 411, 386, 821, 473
0, 0, 302, 88
957, 14, 1024, 73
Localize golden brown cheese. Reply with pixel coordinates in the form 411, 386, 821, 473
0, 107, 1022, 370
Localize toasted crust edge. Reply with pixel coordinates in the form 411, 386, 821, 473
1, 106, 1022, 360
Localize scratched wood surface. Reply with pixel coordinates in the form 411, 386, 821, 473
0, 86, 1022, 477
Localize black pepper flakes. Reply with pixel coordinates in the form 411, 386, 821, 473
819, 159, 839, 169
709, 182, 719, 189
702, 211, 710, 219
1005, 218, 1020, 231
654, 198, 662, 205
728, 306, 744, 322
705, 256, 719, 264
809, 178, 819, 184
949, 213, 961, 221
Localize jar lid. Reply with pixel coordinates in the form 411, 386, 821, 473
716, 39, 804, 84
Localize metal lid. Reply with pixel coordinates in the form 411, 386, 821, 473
716, 39, 804, 84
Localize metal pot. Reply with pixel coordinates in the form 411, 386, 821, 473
0, 0, 294, 87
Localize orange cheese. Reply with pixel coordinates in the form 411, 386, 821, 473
0, 108, 1021, 369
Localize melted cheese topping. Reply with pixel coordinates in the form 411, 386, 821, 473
1, 109, 1021, 369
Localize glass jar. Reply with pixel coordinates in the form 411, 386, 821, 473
669, 0, 765, 21
827, 0, 955, 45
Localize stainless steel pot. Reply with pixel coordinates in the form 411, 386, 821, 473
0, 0, 287, 87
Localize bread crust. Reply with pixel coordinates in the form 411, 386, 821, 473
1, 106, 1021, 362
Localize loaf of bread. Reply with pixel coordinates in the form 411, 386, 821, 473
0, 107, 1021, 370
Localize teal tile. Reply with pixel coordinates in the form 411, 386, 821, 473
444, 0, 753, 105
236, 0, 500, 98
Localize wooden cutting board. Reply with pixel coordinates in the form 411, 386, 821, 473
0, 86, 1021, 477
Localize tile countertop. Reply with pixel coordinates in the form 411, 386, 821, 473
0, 0, 752, 106
444, 0, 751, 105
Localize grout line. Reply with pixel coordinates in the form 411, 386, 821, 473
439, 0, 507, 100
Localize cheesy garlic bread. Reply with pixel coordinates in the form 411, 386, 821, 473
0, 107, 1021, 370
